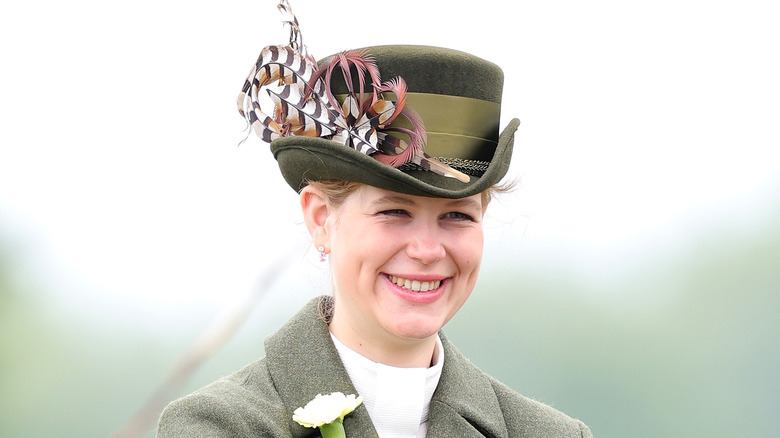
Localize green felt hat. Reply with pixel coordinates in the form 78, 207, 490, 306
270, 45, 519, 198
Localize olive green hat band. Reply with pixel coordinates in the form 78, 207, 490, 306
337, 92, 501, 163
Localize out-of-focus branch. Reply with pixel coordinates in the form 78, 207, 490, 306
112, 251, 296, 438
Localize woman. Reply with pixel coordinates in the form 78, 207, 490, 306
157, 2, 591, 437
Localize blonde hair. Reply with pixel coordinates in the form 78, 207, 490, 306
306, 180, 363, 209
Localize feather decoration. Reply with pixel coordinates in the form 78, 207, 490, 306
237, 0, 470, 183
276, 0, 306, 54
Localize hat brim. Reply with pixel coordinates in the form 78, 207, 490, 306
271, 118, 519, 198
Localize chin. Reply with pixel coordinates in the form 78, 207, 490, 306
388, 316, 446, 341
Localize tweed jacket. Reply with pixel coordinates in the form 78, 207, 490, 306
157, 297, 592, 437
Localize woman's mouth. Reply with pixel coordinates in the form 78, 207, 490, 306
388, 275, 442, 292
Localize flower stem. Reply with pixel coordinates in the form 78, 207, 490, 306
318, 418, 346, 438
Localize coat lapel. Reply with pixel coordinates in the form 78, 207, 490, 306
264, 298, 379, 438
426, 334, 509, 438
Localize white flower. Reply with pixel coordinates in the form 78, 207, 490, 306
292, 392, 363, 428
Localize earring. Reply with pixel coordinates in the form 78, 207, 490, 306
318, 245, 326, 262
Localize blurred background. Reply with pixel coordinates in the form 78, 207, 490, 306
1, 0, 778, 437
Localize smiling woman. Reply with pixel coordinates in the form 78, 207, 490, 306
156, 1, 591, 437
303, 184, 485, 368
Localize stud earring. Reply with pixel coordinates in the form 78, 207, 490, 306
318, 245, 326, 262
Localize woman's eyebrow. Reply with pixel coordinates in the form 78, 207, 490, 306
446, 198, 482, 211
370, 195, 417, 207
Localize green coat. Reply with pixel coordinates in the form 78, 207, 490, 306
157, 297, 592, 437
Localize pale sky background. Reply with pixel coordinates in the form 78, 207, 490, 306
1, 0, 778, 332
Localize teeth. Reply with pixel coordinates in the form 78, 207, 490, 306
390, 275, 441, 292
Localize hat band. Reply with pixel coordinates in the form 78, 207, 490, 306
335, 92, 501, 161
401, 92, 500, 139
423, 132, 497, 162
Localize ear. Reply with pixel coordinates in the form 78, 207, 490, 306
300, 185, 332, 250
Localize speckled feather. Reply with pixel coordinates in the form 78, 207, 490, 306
237, 1, 469, 182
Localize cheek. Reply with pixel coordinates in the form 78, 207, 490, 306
329, 224, 387, 284
459, 232, 484, 276
465, 230, 484, 258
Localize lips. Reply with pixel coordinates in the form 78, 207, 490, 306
388, 275, 442, 292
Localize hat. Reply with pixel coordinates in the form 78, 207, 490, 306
238, 3, 519, 198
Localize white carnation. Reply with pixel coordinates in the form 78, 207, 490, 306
293, 392, 363, 428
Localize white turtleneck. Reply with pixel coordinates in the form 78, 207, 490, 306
330, 334, 444, 438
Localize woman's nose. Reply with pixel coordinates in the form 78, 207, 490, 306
405, 227, 446, 264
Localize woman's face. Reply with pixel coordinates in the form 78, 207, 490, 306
324, 185, 485, 351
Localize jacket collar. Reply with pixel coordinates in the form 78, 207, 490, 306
427, 333, 509, 438
264, 297, 508, 438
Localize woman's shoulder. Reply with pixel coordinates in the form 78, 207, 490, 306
487, 376, 593, 438
156, 357, 291, 437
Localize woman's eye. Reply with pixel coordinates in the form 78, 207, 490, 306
379, 209, 410, 217
444, 211, 474, 221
